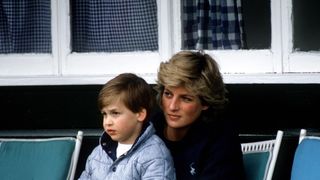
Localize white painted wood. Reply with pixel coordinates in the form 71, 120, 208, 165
281, 0, 293, 72
157, 0, 174, 61
0, 54, 56, 76
1, 0, 320, 85
64, 52, 161, 75
271, 0, 283, 73
208, 50, 274, 73
57, 0, 71, 76
59, 0, 163, 76
2, 73, 320, 86
0, 0, 59, 76
172, 0, 182, 53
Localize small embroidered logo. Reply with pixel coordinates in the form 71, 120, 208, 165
189, 162, 196, 176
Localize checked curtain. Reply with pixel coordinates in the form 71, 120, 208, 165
182, 0, 246, 50
0, 0, 245, 54
0, 0, 51, 53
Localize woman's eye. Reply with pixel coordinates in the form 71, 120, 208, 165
182, 97, 193, 102
163, 91, 172, 97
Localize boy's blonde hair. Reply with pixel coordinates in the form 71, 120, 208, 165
98, 73, 155, 120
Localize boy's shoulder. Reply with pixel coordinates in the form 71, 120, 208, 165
133, 134, 172, 164
135, 125, 171, 157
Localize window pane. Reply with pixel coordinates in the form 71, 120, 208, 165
242, 0, 270, 49
293, 0, 320, 51
0, 0, 51, 54
181, 0, 246, 50
71, 0, 158, 53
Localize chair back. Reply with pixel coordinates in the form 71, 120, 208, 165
241, 130, 283, 180
0, 131, 83, 180
291, 129, 320, 180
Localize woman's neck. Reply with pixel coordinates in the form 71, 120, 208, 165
164, 125, 190, 141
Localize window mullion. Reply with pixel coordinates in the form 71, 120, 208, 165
171, 0, 181, 53
158, 0, 174, 61
51, 0, 60, 75
57, 0, 71, 76
271, 0, 284, 73
280, 0, 292, 72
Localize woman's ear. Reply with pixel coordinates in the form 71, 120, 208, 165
136, 108, 147, 122
202, 105, 209, 111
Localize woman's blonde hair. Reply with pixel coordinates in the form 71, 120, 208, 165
156, 51, 227, 109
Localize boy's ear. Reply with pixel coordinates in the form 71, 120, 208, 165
136, 108, 147, 122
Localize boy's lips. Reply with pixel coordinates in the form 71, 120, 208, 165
107, 129, 116, 135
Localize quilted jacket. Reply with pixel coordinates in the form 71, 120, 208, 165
78, 122, 176, 180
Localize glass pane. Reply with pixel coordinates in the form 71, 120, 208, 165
181, 0, 246, 50
71, 0, 158, 53
0, 0, 51, 54
181, 0, 270, 50
293, 0, 320, 51
242, 0, 270, 49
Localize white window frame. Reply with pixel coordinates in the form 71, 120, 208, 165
281, 0, 320, 73
0, 0, 59, 77
172, 0, 320, 83
0, 0, 320, 85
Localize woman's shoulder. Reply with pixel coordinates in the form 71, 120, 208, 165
191, 117, 240, 146
148, 109, 165, 132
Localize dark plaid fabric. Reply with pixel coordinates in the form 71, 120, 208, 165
0, 0, 51, 53
71, 0, 158, 53
182, 0, 245, 50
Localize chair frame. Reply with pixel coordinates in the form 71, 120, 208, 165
0, 130, 83, 180
298, 128, 307, 143
70, 130, 83, 180
241, 130, 284, 180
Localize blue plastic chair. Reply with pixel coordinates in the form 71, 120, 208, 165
241, 130, 283, 180
0, 131, 83, 180
291, 129, 320, 180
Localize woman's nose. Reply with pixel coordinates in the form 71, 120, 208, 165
169, 98, 179, 111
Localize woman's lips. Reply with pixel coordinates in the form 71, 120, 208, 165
167, 114, 180, 121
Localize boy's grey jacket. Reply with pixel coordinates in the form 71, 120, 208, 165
78, 122, 176, 180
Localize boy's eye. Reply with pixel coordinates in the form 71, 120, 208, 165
110, 111, 121, 116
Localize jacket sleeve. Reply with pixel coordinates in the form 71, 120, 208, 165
140, 156, 176, 180
78, 151, 93, 180
138, 142, 176, 180
78, 146, 103, 180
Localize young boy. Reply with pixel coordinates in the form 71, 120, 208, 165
79, 73, 175, 180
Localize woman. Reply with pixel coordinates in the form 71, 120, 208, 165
152, 51, 245, 180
